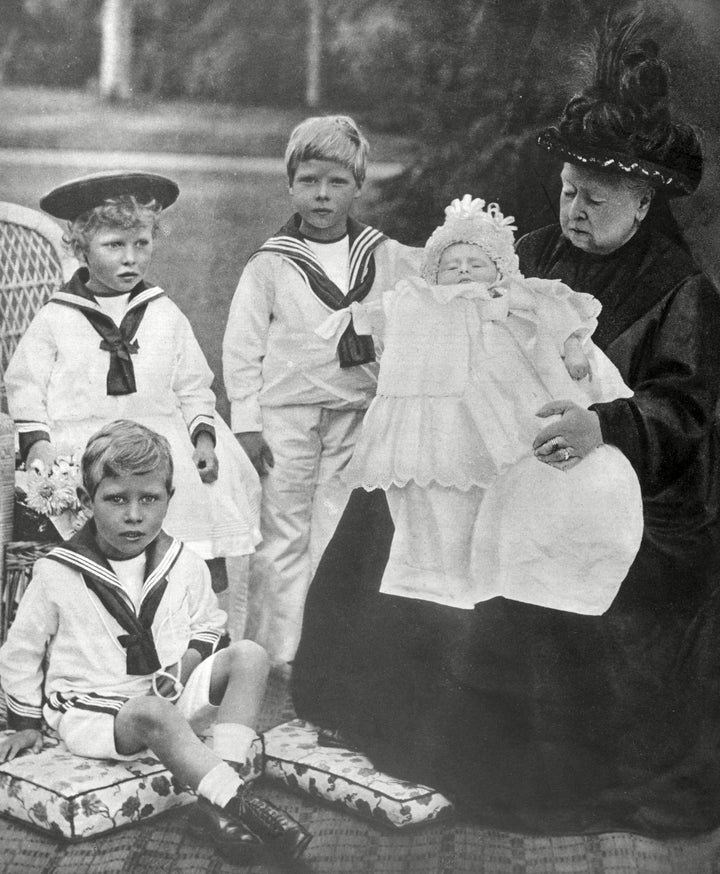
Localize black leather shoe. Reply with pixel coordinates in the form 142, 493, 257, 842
188, 798, 263, 864
227, 788, 312, 860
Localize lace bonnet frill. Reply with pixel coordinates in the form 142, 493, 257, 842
422, 195, 522, 283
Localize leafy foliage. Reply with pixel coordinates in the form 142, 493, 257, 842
132, 0, 306, 105
7, 0, 99, 87
6, 0, 720, 251
359, 0, 704, 243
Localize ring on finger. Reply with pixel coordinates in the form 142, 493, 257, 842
561, 447, 571, 462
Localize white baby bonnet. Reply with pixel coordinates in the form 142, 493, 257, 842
421, 194, 521, 283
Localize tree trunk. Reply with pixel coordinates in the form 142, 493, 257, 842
0, 28, 19, 86
99, 0, 134, 101
305, 0, 322, 108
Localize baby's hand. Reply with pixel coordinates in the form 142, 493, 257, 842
0, 729, 43, 763
563, 344, 591, 381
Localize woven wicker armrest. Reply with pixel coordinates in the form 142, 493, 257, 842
0, 201, 78, 412
1, 541, 57, 644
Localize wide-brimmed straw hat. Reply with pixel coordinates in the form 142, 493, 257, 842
40, 170, 180, 220
537, 14, 702, 197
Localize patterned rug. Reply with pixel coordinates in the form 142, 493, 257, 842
2, 669, 720, 874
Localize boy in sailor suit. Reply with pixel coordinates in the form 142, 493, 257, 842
223, 115, 420, 667
5, 171, 261, 636
0, 421, 310, 862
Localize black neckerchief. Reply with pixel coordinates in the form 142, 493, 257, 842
50, 268, 165, 395
253, 215, 387, 367
46, 520, 183, 675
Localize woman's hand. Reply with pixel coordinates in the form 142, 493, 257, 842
236, 431, 274, 477
193, 433, 219, 483
0, 729, 43, 762
533, 400, 603, 468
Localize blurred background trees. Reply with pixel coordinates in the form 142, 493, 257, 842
3, 0, 719, 242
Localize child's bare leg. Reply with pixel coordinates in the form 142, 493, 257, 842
563, 334, 590, 380
115, 646, 306, 858
211, 640, 270, 727
204, 642, 309, 860
202, 640, 270, 766
115, 696, 221, 789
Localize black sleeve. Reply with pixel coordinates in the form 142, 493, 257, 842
591, 275, 720, 496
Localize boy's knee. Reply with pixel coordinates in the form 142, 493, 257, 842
227, 639, 270, 673
121, 695, 178, 735
115, 695, 182, 755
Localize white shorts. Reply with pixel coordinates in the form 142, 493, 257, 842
53, 653, 221, 760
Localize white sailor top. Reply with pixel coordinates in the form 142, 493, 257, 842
223, 215, 421, 433
6, 270, 216, 460
0, 525, 226, 731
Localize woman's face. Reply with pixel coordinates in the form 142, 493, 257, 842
559, 163, 651, 255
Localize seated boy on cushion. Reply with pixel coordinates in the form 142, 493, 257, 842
0, 419, 310, 862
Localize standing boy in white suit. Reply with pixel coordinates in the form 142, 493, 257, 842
223, 115, 419, 668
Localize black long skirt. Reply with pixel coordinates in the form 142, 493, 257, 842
293, 488, 720, 837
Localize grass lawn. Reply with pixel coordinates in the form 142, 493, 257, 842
0, 86, 418, 164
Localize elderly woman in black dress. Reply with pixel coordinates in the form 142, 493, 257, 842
292, 16, 720, 836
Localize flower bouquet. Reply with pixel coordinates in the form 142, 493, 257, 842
14, 454, 90, 542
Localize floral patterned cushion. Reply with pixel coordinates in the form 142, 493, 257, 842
262, 719, 453, 828
0, 731, 263, 840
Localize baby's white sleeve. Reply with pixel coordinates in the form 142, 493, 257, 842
524, 277, 600, 350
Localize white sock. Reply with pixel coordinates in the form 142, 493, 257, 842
213, 722, 257, 765
197, 761, 243, 809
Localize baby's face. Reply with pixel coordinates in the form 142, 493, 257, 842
436, 243, 497, 285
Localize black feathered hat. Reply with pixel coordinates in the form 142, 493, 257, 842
40, 171, 180, 221
538, 13, 702, 197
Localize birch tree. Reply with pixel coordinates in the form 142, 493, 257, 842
99, 0, 135, 100
306, 0, 322, 107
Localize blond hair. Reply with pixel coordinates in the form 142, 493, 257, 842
65, 195, 162, 257
285, 115, 369, 185
82, 420, 173, 499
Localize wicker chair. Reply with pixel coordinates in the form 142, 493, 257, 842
0, 414, 13, 611
0, 201, 77, 412
0, 203, 77, 640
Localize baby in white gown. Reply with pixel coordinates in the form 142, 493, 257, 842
341, 195, 643, 613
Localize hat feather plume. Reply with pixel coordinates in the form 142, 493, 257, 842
538, 9, 703, 196
593, 13, 644, 100
565, 12, 671, 152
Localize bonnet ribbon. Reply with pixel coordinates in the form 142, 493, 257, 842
46, 521, 183, 675
50, 269, 163, 395
253, 215, 387, 367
